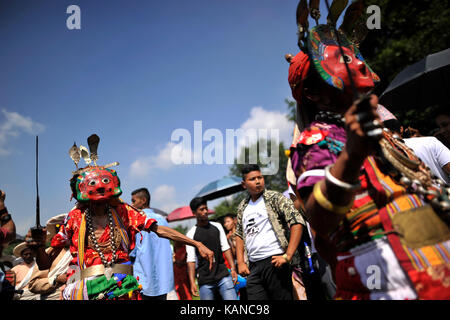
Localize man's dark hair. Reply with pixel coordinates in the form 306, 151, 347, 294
224, 213, 236, 219
131, 188, 151, 206
383, 119, 402, 134
241, 164, 261, 180
190, 197, 207, 213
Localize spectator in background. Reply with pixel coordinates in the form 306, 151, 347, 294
11, 242, 39, 300
186, 197, 238, 300
0, 190, 15, 247
405, 137, 450, 186
434, 110, 450, 149
173, 240, 192, 300
235, 164, 305, 300
383, 118, 450, 185
27, 214, 72, 300
130, 188, 175, 300
0, 189, 16, 300
222, 213, 248, 300
222, 213, 237, 258
376, 102, 450, 185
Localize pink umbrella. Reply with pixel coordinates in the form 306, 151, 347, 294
167, 206, 214, 222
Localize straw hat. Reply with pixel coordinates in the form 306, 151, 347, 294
13, 242, 29, 258
46, 213, 67, 242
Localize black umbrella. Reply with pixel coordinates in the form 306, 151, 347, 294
195, 176, 244, 201
379, 48, 450, 111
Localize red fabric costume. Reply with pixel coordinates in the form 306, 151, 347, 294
51, 202, 156, 279
173, 244, 192, 300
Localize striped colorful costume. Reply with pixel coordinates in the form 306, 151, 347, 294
287, 0, 450, 299
290, 121, 450, 299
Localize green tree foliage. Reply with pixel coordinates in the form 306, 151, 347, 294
359, 0, 450, 134
210, 192, 246, 221
173, 225, 188, 235
229, 139, 289, 193
211, 138, 289, 220
286, 98, 297, 123
3, 239, 24, 256
394, 105, 442, 136
360, 0, 450, 95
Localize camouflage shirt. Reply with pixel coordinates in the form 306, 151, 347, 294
235, 189, 306, 267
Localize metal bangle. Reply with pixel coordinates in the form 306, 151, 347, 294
325, 165, 361, 191
313, 181, 353, 215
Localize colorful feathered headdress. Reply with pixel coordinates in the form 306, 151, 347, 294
68, 134, 121, 202
288, 0, 380, 97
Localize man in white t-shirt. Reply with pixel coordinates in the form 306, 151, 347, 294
382, 119, 450, 185
235, 164, 306, 300
403, 136, 450, 185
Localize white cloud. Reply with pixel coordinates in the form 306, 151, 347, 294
233, 106, 291, 161
129, 139, 203, 179
0, 109, 45, 155
129, 106, 292, 178
230, 106, 292, 175
129, 156, 153, 177
151, 184, 182, 213
154, 142, 180, 170
16, 216, 35, 237
239, 106, 291, 146
129, 142, 179, 178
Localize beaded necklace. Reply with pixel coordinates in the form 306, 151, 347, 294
85, 205, 116, 267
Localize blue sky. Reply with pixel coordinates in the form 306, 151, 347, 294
0, 0, 335, 235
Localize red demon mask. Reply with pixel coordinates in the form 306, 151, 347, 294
74, 167, 122, 202
307, 25, 380, 94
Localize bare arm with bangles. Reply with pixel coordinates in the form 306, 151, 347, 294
303, 100, 381, 237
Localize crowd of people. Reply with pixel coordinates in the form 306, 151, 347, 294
1, 106, 449, 301
1, 1, 449, 301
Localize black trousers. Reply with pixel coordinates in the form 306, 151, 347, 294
247, 256, 293, 300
